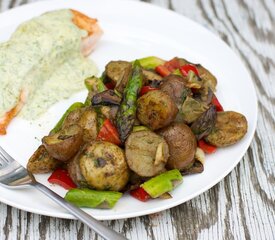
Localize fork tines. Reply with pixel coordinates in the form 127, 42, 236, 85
0, 146, 15, 164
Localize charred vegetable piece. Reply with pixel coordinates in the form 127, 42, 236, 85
181, 160, 204, 175
51, 102, 84, 134
160, 74, 188, 106
48, 168, 77, 190
84, 76, 107, 105
78, 108, 98, 142
92, 90, 122, 106
43, 125, 83, 162
130, 187, 151, 202
142, 69, 163, 84
27, 145, 61, 174
105, 60, 132, 93
125, 130, 169, 177
97, 119, 121, 146
191, 105, 217, 140
79, 141, 129, 191
205, 111, 248, 147
116, 60, 143, 143
65, 188, 122, 209
158, 123, 197, 170
138, 56, 165, 69
67, 147, 89, 187
141, 169, 183, 198
198, 139, 217, 154
196, 64, 217, 92
181, 96, 208, 124
85, 76, 106, 92
137, 90, 178, 130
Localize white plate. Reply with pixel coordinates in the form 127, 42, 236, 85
0, 0, 257, 220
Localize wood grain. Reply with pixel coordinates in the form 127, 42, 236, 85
0, 0, 274, 239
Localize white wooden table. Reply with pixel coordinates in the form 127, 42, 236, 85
0, 0, 274, 239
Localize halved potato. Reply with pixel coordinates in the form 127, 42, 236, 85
158, 123, 197, 170
42, 124, 83, 162
205, 111, 248, 147
79, 141, 129, 191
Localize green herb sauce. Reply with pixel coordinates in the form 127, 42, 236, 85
0, 9, 98, 120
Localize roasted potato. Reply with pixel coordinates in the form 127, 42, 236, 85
67, 147, 88, 187
137, 90, 178, 130
78, 108, 98, 142
105, 60, 132, 93
42, 125, 83, 162
125, 130, 169, 177
27, 145, 61, 174
158, 123, 197, 170
142, 69, 163, 85
160, 74, 188, 106
78, 141, 129, 191
205, 111, 248, 147
61, 107, 84, 130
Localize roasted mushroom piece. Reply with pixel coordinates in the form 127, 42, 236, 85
78, 141, 129, 191
42, 124, 83, 162
137, 90, 178, 130
92, 89, 122, 106
125, 130, 169, 177
158, 123, 197, 170
205, 111, 248, 147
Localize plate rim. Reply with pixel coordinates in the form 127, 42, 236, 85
0, 0, 258, 220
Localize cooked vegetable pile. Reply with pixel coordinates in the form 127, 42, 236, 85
27, 56, 248, 208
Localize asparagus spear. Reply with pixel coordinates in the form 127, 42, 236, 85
65, 188, 122, 209
138, 56, 165, 69
141, 169, 183, 198
116, 60, 143, 143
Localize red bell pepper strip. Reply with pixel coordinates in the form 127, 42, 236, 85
198, 139, 217, 154
139, 86, 158, 96
211, 95, 224, 112
105, 82, 116, 90
155, 65, 171, 77
180, 64, 199, 77
164, 57, 180, 72
97, 119, 121, 145
130, 187, 151, 202
48, 168, 77, 190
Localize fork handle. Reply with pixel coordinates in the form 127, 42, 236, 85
33, 182, 127, 240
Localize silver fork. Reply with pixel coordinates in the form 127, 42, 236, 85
0, 145, 127, 240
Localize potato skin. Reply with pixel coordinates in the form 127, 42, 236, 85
205, 111, 248, 147
42, 125, 83, 162
137, 90, 178, 130
78, 108, 97, 142
160, 75, 187, 106
125, 130, 169, 177
27, 145, 61, 174
79, 141, 129, 191
158, 123, 197, 170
